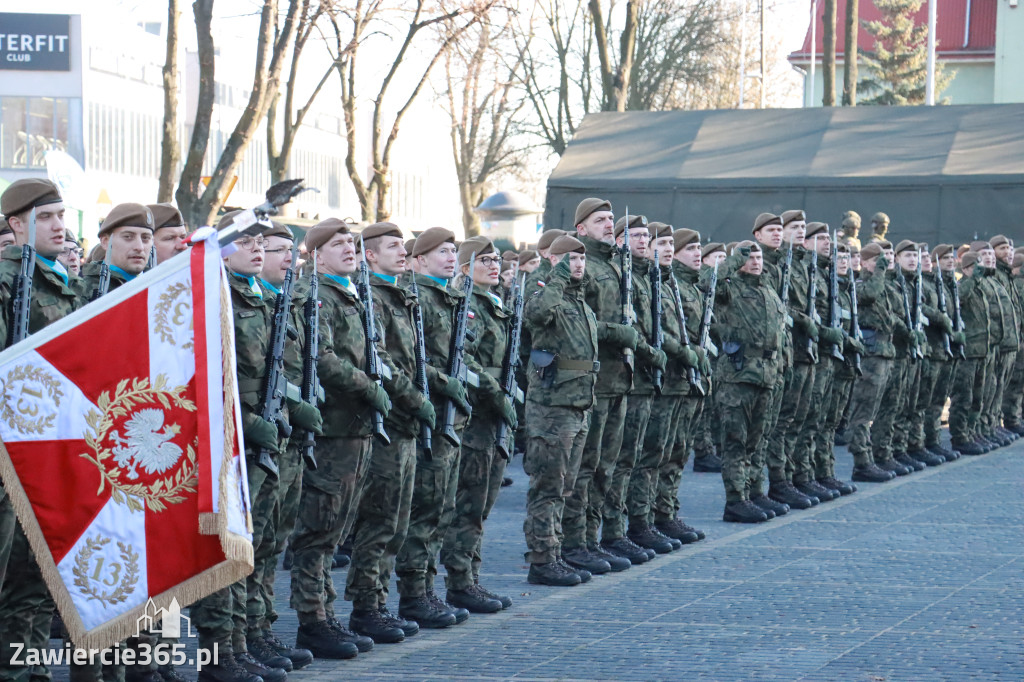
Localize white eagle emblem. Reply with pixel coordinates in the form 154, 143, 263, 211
110, 408, 183, 480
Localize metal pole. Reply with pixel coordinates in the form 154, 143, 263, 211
926, 0, 937, 105
739, 0, 747, 108
809, 0, 818, 107
759, 0, 766, 108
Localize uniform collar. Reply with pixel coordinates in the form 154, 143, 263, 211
260, 279, 281, 295
37, 254, 69, 286
372, 272, 398, 285
422, 274, 448, 287
110, 264, 135, 282
231, 272, 262, 298
324, 273, 358, 295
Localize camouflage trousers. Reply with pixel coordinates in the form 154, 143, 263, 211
262, 441, 304, 630
245, 450, 280, 638
893, 359, 922, 455
602, 394, 653, 540
793, 359, 835, 484
949, 356, 987, 443
984, 349, 1016, 431
692, 391, 717, 458
627, 395, 682, 527
717, 382, 772, 503
847, 356, 893, 468
441, 418, 507, 590
289, 436, 371, 624
926, 360, 957, 448
522, 401, 589, 564
0, 524, 55, 679
191, 580, 246, 653
567, 395, 626, 550
346, 436, 415, 611
817, 370, 855, 480
654, 395, 702, 523
0, 487, 12, 591
872, 359, 909, 463
395, 430, 462, 599
750, 372, 786, 495
978, 350, 1000, 433
909, 359, 946, 451
1003, 350, 1024, 427
770, 362, 815, 483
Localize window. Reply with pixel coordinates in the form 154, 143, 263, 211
0, 96, 78, 169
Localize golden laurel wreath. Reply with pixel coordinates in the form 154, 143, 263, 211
152, 282, 194, 351
72, 536, 140, 606
81, 375, 198, 513
0, 364, 63, 435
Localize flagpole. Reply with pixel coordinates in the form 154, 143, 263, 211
926, 0, 937, 105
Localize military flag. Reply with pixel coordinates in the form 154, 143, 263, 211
0, 229, 253, 650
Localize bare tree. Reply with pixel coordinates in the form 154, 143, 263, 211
327, 0, 492, 222
588, 0, 638, 112
157, 0, 180, 202
176, 0, 302, 228
822, 0, 836, 105
842, 0, 859, 105
266, 0, 336, 185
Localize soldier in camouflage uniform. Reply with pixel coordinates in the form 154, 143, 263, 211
921, 245, 965, 460
1004, 251, 1024, 435
561, 199, 639, 574
147, 203, 189, 265
989, 236, 1021, 444
691, 243, 726, 474
440, 237, 517, 614
603, 215, 672, 556
948, 250, 993, 455
522, 236, 599, 586
971, 240, 1015, 449
74, 203, 155, 299
289, 219, 390, 653
713, 242, 785, 523
0, 180, 82, 680
653, 229, 711, 540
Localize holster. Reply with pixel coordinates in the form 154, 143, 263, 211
860, 328, 879, 354
723, 340, 744, 371
530, 349, 558, 388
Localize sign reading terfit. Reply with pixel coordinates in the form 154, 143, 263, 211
0, 13, 71, 71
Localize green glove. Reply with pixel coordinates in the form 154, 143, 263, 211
876, 254, 889, 271
439, 373, 471, 414
498, 396, 517, 428
245, 415, 281, 453
679, 346, 699, 369
845, 335, 866, 355
819, 326, 844, 345
951, 331, 966, 346
414, 399, 436, 429
695, 346, 711, 376
936, 313, 954, 334
796, 314, 819, 341
608, 323, 640, 350
287, 398, 324, 435
366, 382, 392, 418
912, 330, 928, 348
553, 253, 572, 279
648, 348, 668, 371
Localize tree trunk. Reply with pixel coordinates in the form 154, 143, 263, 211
588, 0, 614, 111
175, 0, 215, 227
842, 0, 858, 105
612, 0, 638, 111
822, 0, 836, 106
157, 0, 180, 202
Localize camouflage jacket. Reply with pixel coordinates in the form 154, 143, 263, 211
227, 274, 273, 433
993, 261, 1021, 350
0, 246, 82, 348
673, 261, 713, 393
260, 277, 305, 386
955, 270, 992, 358
578, 235, 632, 397
524, 259, 551, 292
1015, 274, 1024, 343
631, 256, 659, 396
977, 266, 1017, 351
758, 246, 793, 371
659, 264, 690, 397
789, 247, 821, 365
713, 253, 786, 388
74, 261, 131, 300
834, 274, 858, 378
464, 284, 510, 444
852, 265, 895, 358
919, 271, 952, 360
524, 265, 598, 410
888, 269, 917, 358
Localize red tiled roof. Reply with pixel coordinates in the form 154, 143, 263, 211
788, 0, 996, 63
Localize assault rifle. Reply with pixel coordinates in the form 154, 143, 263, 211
299, 250, 320, 470
779, 239, 794, 328
895, 264, 922, 361
914, 250, 926, 359
697, 260, 719, 378
90, 242, 113, 302
357, 242, 391, 445
826, 232, 845, 361
950, 265, 967, 360
496, 271, 526, 459
619, 208, 635, 372
933, 260, 954, 359
441, 253, 476, 447
848, 272, 864, 376
650, 251, 664, 394
410, 274, 433, 458
9, 208, 36, 345
805, 236, 821, 363
668, 271, 704, 396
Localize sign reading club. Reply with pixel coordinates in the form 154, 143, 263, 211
0, 13, 71, 71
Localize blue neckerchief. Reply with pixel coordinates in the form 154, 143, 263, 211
423, 274, 448, 287
260, 279, 281, 295
231, 272, 262, 298
486, 290, 503, 309
37, 255, 69, 286
110, 265, 136, 282
372, 272, 397, 285
325, 273, 351, 288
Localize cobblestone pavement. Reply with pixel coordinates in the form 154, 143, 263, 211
49, 438, 1024, 680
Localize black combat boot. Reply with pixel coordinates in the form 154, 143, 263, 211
528, 561, 581, 587
234, 652, 287, 682
651, 526, 683, 550
768, 481, 816, 509
795, 480, 835, 502
817, 476, 857, 496
600, 537, 651, 564
952, 439, 984, 455
927, 444, 959, 462
1007, 422, 1024, 437
246, 633, 293, 671
295, 620, 358, 660
907, 448, 944, 467
349, 608, 404, 644
692, 451, 723, 473
722, 500, 769, 523
851, 463, 895, 483
474, 582, 513, 609
588, 543, 632, 571
562, 546, 612, 574
877, 458, 912, 476
654, 517, 702, 543
398, 594, 456, 629
197, 647, 262, 682
627, 522, 674, 554
262, 632, 313, 670
427, 587, 469, 622
326, 617, 374, 652
750, 494, 788, 517
557, 557, 591, 582
445, 585, 502, 614
380, 605, 419, 636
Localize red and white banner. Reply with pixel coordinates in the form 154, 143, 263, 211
0, 230, 253, 650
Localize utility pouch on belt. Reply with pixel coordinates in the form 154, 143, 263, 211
723, 341, 744, 371
530, 349, 558, 388
861, 329, 879, 353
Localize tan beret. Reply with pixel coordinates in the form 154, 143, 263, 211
894, 239, 918, 255
736, 239, 761, 252
918, 242, 930, 254
405, 238, 416, 255
147, 203, 184, 230
1013, 253, 1024, 270
960, 251, 979, 269
931, 244, 953, 260
724, 241, 738, 255
501, 249, 518, 260
860, 242, 883, 260
100, 203, 155, 237
216, 210, 244, 232
970, 240, 993, 252
574, 198, 613, 226
781, 210, 806, 226
1015, 245, 1024, 256
804, 222, 829, 239
0, 217, 11, 235
647, 221, 673, 240
871, 212, 890, 226
989, 234, 1011, 248
1, 178, 62, 218
412, 226, 456, 257
501, 259, 515, 273
64, 228, 79, 244
957, 244, 971, 258
304, 217, 352, 251
549, 235, 586, 256
537, 229, 566, 252
836, 243, 850, 254
877, 239, 893, 249
360, 222, 403, 246
263, 221, 293, 240
842, 210, 861, 229
753, 212, 782, 234
458, 235, 495, 266
701, 242, 725, 259
673, 228, 700, 251
614, 213, 648, 238
518, 249, 539, 266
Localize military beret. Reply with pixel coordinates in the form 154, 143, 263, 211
518, 249, 539, 266
216, 210, 245, 233
147, 203, 184, 230
1013, 253, 1024, 270
537, 229, 566, 252
701, 242, 725, 259
736, 239, 761, 252
458, 235, 496, 266
893, 239, 918, 255
263, 221, 293, 240
100, 203, 155, 237
752, 212, 782, 234
842, 210, 861, 229
918, 242, 930, 253
871, 212, 890, 226
957, 243, 971, 259
781, 210, 806, 226
989, 234, 1011, 248
304, 217, 352, 251
501, 259, 515, 273
1015, 246, 1024, 256
970, 239, 993, 252
87, 243, 105, 263
960, 251, 979, 269
574, 198, 613, 226
64, 228, 78, 244
804, 222, 829, 239
647, 221, 673, 240
724, 241, 738, 255
673, 228, 700, 251
613, 213, 648, 238
1, 178, 62, 218
405, 238, 417, 255
501, 249, 518, 260
877, 239, 893, 249
836, 243, 850, 254
0, 218, 11, 236
931, 244, 953, 260
413, 227, 456, 257
860, 243, 883, 260
549, 235, 586, 256
359, 222, 403, 246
